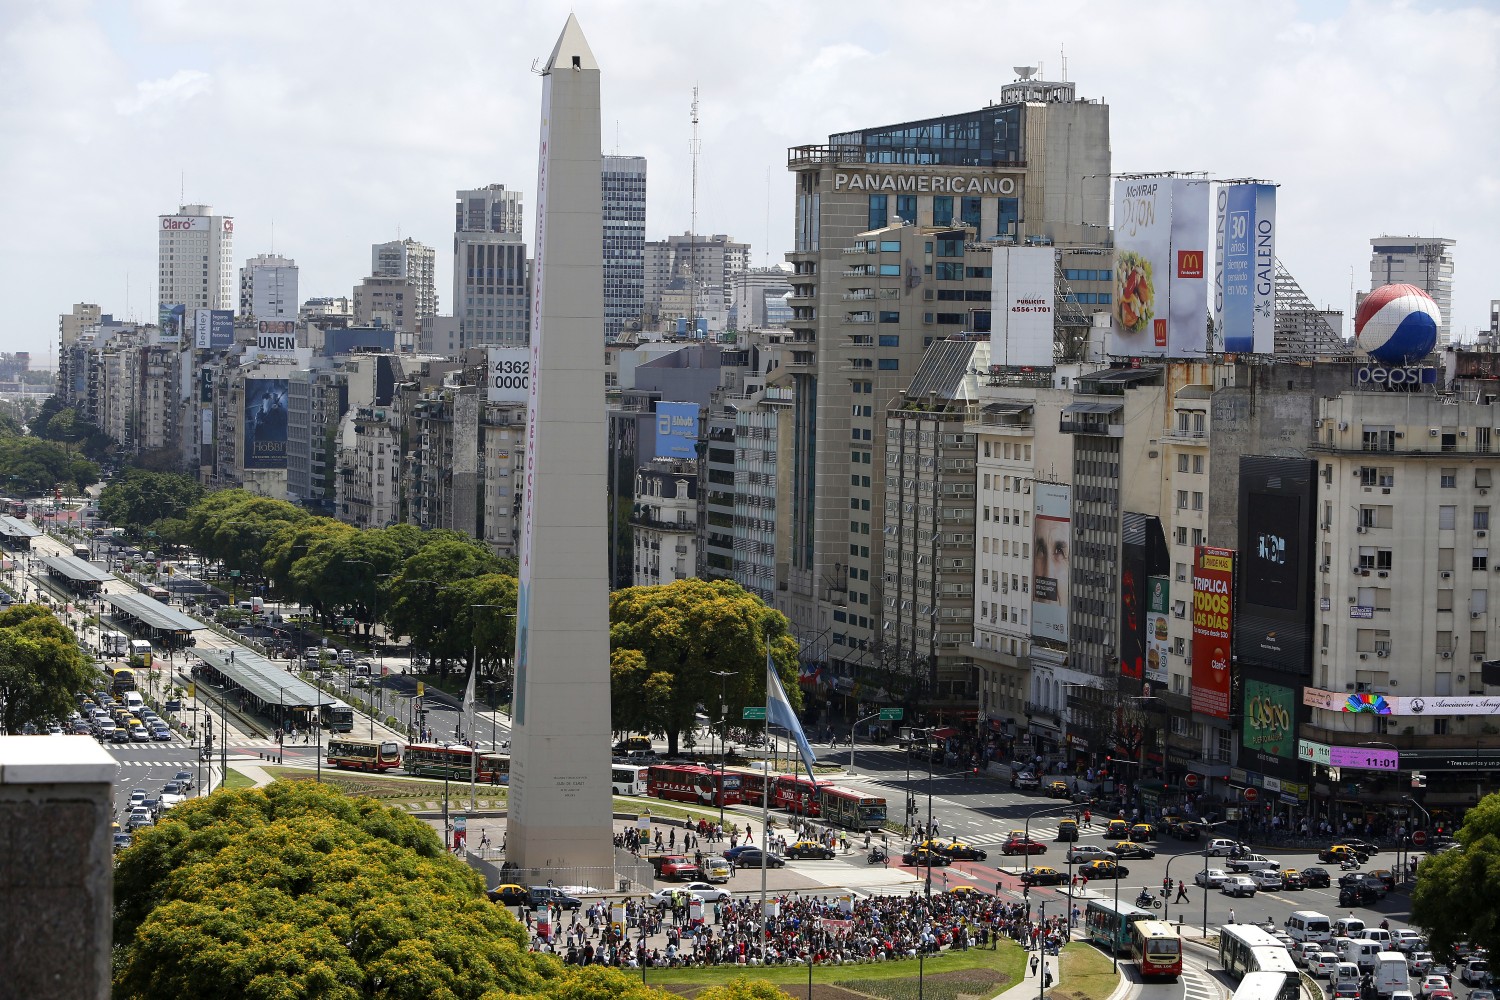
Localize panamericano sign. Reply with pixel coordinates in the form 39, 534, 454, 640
833, 172, 1018, 195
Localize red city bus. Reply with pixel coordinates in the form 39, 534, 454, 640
726, 767, 773, 807
648, 764, 743, 806
1129, 919, 1183, 980
774, 774, 829, 817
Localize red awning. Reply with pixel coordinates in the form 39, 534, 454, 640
932, 726, 958, 739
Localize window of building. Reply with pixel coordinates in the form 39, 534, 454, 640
933, 198, 955, 226
877, 358, 899, 370
1475, 548, 1490, 571
1442, 468, 1457, 488
1440, 505, 1456, 530
868, 194, 888, 231
1176, 490, 1188, 509
1361, 426, 1396, 452
878, 312, 900, 325
878, 240, 902, 252
896, 195, 917, 223
1479, 469, 1494, 489
1178, 454, 1189, 473
961, 197, 982, 229
1437, 589, 1454, 611
1478, 507, 1491, 531
1359, 466, 1378, 487
879, 263, 901, 276
1192, 491, 1204, 511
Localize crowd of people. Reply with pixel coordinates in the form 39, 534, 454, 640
536, 889, 1070, 969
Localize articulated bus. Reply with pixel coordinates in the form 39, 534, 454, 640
1127, 919, 1183, 980
403, 744, 510, 782
1219, 925, 1299, 1000
725, 767, 773, 807
611, 765, 650, 796
1084, 898, 1152, 953
326, 738, 402, 772
816, 785, 886, 830
647, 763, 743, 806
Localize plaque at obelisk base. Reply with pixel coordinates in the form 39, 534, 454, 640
505, 14, 614, 881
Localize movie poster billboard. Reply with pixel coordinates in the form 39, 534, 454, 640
1214, 183, 1277, 353
1235, 457, 1316, 674
242, 378, 289, 469
653, 401, 700, 459
194, 308, 234, 350
1030, 483, 1071, 643
1110, 177, 1210, 358
990, 245, 1055, 368
1145, 576, 1170, 685
158, 303, 185, 342
1190, 545, 1234, 719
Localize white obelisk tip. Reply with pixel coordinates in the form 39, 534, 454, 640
544, 13, 598, 73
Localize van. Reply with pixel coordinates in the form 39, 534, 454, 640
1286, 910, 1333, 944
1360, 928, 1394, 949
1376, 952, 1410, 998
1341, 938, 1381, 973
123, 691, 144, 714
1335, 962, 1362, 986
1335, 917, 1367, 938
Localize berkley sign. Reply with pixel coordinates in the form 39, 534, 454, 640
833, 172, 1019, 195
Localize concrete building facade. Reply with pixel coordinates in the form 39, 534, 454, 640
602, 155, 647, 339
159, 204, 234, 313
239, 253, 298, 320
372, 238, 438, 325
455, 185, 530, 348
630, 458, 698, 587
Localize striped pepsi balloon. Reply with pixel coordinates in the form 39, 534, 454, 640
1355, 283, 1441, 365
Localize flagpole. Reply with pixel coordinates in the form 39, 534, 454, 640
467, 662, 477, 811
762, 629, 771, 968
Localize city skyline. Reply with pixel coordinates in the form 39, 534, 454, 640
3, 0, 1498, 358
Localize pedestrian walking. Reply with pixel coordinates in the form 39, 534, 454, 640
1228, 908, 1236, 924
1175, 880, 1189, 903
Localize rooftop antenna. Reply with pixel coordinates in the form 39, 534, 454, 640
1013, 65, 1038, 81
1060, 44, 1068, 82
764, 166, 771, 266
615, 119, 620, 155
689, 85, 700, 335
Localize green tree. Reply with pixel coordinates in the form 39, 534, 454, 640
184, 489, 306, 576
442, 574, 519, 682
113, 780, 563, 999
0, 604, 97, 734
0, 435, 99, 495
608, 579, 799, 755
386, 538, 505, 673
1412, 792, 1500, 960
99, 469, 205, 539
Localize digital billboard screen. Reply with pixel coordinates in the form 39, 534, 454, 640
1240, 671, 1301, 779
243, 378, 289, 469
1235, 456, 1316, 673
1190, 546, 1234, 719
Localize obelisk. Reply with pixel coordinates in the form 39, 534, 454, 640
507, 14, 613, 878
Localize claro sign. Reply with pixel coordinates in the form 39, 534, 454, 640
833, 172, 1018, 195
161, 216, 208, 232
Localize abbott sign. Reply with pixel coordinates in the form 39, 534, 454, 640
833, 172, 1018, 195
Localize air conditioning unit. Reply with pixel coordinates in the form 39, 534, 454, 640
1474, 612, 1486, 619
1483, 489, 1490, 496
1443, 571, 1453, 579
1441, 651, 1453, 659
1430, 429, 1440, 437
1376, 650, 1389, 658
1475, 654, 1485, 662
1359, 653, 1368, 660
1482, 530, 1489, 538
1321, 522, 1331, 531
1338, 422, 1349, 431
1348, 596, 1357, 603
1356, 526, 1367, 534
1353, 566, 1363, 575
1378, 571, 1389, 578
1321, 647, 1329, 654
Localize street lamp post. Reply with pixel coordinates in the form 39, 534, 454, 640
710, 669, 734, 832
465, 603, 510, 812
849, 710, 881, 772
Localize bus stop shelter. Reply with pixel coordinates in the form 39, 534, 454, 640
39, 553, 114, 596
0, 515, 40, 551
106, 590, 205, 650
192, 646, 336, 734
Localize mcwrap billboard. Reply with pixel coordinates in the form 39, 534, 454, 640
194, 308, 234, 349
486, 347, 531, 403
1214, 183, 1277, 353
1030, 483, 1071, 643
990, 246, 1055, 368
1110, 177, 1210, 358
243, 378, 289, 469
1191, 545, 1234, 719
653, 402, 700, 460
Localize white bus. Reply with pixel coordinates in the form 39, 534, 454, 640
102, 631, 129, 657
1220, 925, 1299, 1000
611, 764, 650, 796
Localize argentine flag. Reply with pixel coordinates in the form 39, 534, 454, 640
765, 649, 819, 786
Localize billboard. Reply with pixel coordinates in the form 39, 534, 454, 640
1030, 483, 1071, 643
194, 308, 234, 350
653, 401, 700, 459
1109, 177, 1210, 358
487, 347, 531, 403
242, 378, 289, 469
256, 319, 298, 355
1190, 545, 1234, 719
991, 246, 1055, 368
1215, 183, 1277, 353
158, 303, 185, 342
1234, 457, 1316, 674
1242, 678, 1295, 762
1145, 576, 1170, 685
160, 215, 208, 232
1119, 512, 1168, 681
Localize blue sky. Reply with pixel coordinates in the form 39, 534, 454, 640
1, 0, 1496, 359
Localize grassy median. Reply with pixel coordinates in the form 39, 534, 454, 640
1048, 941, 1119, 1000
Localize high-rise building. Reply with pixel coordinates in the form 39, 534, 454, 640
643, 232, 750, 325
372, 238, 438, 323
239, 253, 299, 319
602, 155, 647, 339
781, 80, 1111, 700
159, 204, 234, 313
454, 185, 530, 347
1369, 236, 1455, 346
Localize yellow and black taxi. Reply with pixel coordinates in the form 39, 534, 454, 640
1020, 866, 1068, 886
1106, 818, 1131, 839
785, 840, 836, 860
1318, 844, 1369, 864
1046, 780, 1072, 799
1054, 818, 1079, 842
1280, 868, 1306, 890
922, 839, 988, 861
1109, 840, 1157, 860
902, 847, 952, 868
1130, 822, 1157, 841
487, 883, 530, 905
947, 885, 985, 897
1078, 859, 1130, 881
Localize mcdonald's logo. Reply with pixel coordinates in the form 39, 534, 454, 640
1177, 250, 1204, 278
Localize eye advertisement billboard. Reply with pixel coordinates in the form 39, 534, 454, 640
1234, 456, 1316, 674
1030, 483, 1071, 644
1109, 177, 1210, 358
990, 245, 1055, 369
243, 378, 289, 469
1190, 545, 1234, 719
1214, 183, 1277, 353
653, 401, 700, 460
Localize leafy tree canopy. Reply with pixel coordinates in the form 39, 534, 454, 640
0, 603, 96, 734
0, 434, 98, 495
99, 469, 205, 539
1412, 792, 1500, 960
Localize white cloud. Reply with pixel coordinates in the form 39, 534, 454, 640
0, 0, 1496, 355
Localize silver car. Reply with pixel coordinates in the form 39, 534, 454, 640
1250, 870, 1284, 891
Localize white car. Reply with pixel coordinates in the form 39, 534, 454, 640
647, 882, 731, 907
1420, 976, 1450, 997
1068, 845, 1111, 863
1391, 930, 1424, 953
1410, 953, 1435, 975
1195, 868, 1231, 888
1220, 875, 1258, 897
1296, 942, 1324, 967
126, 806, 153, 830
1312, 953, 1342, 978
1206, 838, 1242, 856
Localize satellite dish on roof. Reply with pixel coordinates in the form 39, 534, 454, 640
1014, 66, 1038, 80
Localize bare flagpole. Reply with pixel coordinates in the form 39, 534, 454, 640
761, 626, 771, 967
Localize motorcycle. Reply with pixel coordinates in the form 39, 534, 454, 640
867, 849, 889, 865
1134, 891, 1163, 910
1340, 857, 1362, 871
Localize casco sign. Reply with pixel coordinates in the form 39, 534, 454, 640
1356, 364, 1436, 386
161, 216, 208, 232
